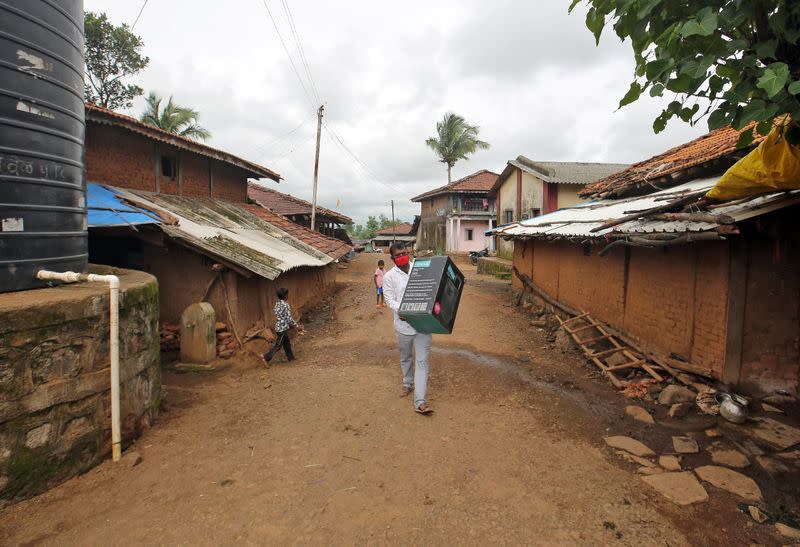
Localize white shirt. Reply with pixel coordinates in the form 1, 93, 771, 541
382, 265, 417, 335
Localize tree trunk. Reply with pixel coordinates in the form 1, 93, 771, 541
447, 164, 452, 184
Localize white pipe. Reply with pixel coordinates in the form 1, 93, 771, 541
37, 270, 122, 462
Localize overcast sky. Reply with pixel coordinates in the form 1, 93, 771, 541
85, 0, 707, 225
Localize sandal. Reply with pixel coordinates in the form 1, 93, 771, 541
400, 385, 413, 397
415, 402, 433, 414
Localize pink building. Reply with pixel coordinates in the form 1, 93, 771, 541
411, 170, 499, 253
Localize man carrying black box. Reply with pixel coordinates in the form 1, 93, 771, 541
382, 242, 433, 414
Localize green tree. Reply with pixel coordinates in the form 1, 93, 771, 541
84, 12, 149, 110
140, 92, 211, 141
570, 0, 800, 146
426, 113, 490, 183
365, 215, 380, 237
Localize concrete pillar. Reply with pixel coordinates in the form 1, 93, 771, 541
456, 217, 461, 252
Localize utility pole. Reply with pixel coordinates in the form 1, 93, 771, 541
310, 104, 324, 232
391, 199, 396, 242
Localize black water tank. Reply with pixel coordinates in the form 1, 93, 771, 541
0, 0, 86, 292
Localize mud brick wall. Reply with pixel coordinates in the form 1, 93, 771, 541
181, 153, 211, 197
106, 235, 338, 331
524, 239, 731, 379
211, 163, 249, 203
85, 122, 252, 203
0, 267, 160, 501
557, 242, 626, 322
85, 124, 156, 191
521, 234, 800, 393
739, 238, 800, 392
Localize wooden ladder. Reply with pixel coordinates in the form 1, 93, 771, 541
557, 311, 665, 388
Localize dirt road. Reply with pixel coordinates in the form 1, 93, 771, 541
0, 253, 765, 545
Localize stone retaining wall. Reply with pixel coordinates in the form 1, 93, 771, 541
0, 266, 160, 501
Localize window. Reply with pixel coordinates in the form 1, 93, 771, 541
530, 208, 541, 218
466, 228, 473, 241
503, 209, 513, 224
161, 155, 176, 179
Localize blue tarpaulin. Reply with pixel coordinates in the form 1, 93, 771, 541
87, 183, 160, 227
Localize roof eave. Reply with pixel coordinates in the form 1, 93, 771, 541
86, 107, 281, 182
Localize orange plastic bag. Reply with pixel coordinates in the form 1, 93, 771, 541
706, 122, 800, 200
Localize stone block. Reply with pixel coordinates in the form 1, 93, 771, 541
24, 423, 52, 449
180, 303, 216, 364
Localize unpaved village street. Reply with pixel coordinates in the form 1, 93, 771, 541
0, 253, 775, 545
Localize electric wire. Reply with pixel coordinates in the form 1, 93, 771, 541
131, 0, 149, 30
242, 116, 316, 159
322, 125, 405, 196
281, 0, 321, 105
322, 121, 404, 194
258, 0, 317, 111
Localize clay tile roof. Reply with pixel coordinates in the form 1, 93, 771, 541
411, 169, 499, 201
240, 203, 352, 260
247, 183, 352, 224
581, 125, 764, 199
375, 222, 414, 236
85, 103, 280, 181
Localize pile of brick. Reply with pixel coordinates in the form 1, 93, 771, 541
216, 322, 236, 359
160, 323, 180, 351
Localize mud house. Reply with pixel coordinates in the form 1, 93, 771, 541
247, 183, 353, 244
84, 104, 350, 335
494, 127, 799, 394
488, 157, 628, 258
412, 170, 498, 253
370, 219, 419, 252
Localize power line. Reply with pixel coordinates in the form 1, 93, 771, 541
322, 122, 404, 195
258, 0, 317, 111
323, 121, 404, 194
266, 131, 318, 161
242, 116, 315, 159
131, 0, 149, 30
281, 0, 321, 105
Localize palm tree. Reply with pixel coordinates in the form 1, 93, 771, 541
140, 92, 211, 141
425, 112, 490, 183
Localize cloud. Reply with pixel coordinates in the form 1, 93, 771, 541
86, 0, 708, 225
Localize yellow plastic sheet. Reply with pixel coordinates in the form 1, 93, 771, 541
706, 122, 800, 200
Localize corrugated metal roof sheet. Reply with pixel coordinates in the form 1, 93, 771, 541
491, 177, 800, 240
87, 183, 161, 227
113, 189, 332, 279
241, 203, 352, 260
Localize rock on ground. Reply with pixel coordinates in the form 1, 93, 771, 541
604, 436, 656, 457
775, 523, 800, 540
755, 455, 790, 474
625, 405, 655, 424
641, 472, 709, 506
616, 451, 655, 468
747, 417, 800, 451
708, 445, 750, 468
695, 465, 763, 502
658, 385, 696, 406
659, 455, 682, 471
672, 435, 699, 454
668, 402, 693, 418
761, 403, 784, 414
747, 505, 768, 524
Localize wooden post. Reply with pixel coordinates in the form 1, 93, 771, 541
723, 240, 748, 385
311, 105, 324, 231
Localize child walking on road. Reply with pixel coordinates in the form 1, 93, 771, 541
375, 259, 386, 308
264, 287, 304, 363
